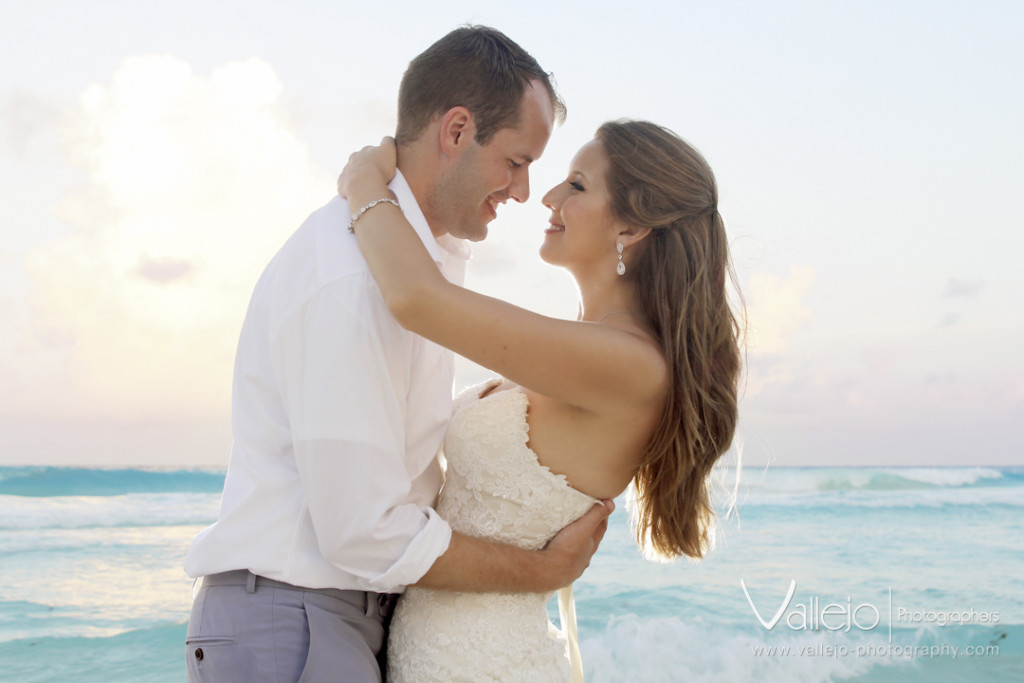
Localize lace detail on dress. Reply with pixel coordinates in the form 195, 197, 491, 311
388, 383, 597, 683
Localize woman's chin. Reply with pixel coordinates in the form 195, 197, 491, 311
538, 244, 559, 266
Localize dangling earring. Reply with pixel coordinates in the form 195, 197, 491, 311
616, 242, 625, 276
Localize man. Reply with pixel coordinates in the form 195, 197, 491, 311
184, 26, 612, 682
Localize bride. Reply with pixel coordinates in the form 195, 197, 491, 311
341, 119, 742, 682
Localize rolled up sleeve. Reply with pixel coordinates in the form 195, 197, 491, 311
275, 273, 451, 592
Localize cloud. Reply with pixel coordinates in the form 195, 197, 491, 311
744, 265, 814, 355
129, 253, 199, 284
943, 277, 984, 298
1, 86, 62, 158
14, 55, 333, 421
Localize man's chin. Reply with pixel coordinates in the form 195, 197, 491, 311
451, 224, 489, 242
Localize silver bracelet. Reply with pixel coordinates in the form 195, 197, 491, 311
347, 197, 399, 232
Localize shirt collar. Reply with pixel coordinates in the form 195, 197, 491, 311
388, 169, 471, 266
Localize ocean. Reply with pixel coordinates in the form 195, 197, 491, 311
0, 465, 1021, 682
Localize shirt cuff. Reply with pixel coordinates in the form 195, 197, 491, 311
363, 507, 452, 593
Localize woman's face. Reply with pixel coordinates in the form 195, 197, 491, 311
539, 139, 621, 273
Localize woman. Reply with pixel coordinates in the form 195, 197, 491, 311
341, 120, 742, 682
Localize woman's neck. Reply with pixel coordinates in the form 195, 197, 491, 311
575, 273, 641, 324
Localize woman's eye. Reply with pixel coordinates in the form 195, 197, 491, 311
569, 180, 584, 192
509, 160, 522, 169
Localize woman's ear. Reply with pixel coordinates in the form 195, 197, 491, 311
618, 224, 652, 249
438, 106, 475, 157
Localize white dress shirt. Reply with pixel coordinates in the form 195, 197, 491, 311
185, 170, 469, 593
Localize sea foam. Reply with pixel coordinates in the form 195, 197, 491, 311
0, 492, 221, 531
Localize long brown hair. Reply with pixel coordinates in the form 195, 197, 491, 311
597, 120, 742, 560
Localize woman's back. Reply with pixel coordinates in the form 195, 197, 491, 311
513, 320, 666, 500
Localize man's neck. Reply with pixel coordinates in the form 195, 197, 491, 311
396, 144, 447, 239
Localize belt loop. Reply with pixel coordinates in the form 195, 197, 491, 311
364, 592, 374, 618
246, 571, 257, 594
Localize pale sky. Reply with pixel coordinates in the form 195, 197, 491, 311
2, 1, 1021, 467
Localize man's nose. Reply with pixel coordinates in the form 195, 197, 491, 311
509, 168, 530, 203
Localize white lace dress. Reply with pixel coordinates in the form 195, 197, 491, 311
387, 382, 597, 683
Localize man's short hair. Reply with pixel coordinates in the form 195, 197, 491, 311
396, 25, 566, 146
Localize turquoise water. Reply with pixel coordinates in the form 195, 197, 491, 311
1, 465, 1021, 682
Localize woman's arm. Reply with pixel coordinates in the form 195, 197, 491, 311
343, 142, 665, 414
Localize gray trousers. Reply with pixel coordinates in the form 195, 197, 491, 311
186, 571, 396, 683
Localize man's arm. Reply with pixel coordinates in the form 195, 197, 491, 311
415, 500, 614, 593
278, 265, 454, 592
288, 288, 611, 594
280, 202, 612, 595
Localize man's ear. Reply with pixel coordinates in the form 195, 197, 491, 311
438, 106, 475, 157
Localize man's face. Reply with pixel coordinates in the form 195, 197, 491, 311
430, 81, 555, 241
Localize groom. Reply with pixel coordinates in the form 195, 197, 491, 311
184, 25, 612, 682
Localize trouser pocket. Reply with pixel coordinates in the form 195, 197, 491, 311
185, 636, 239, 681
